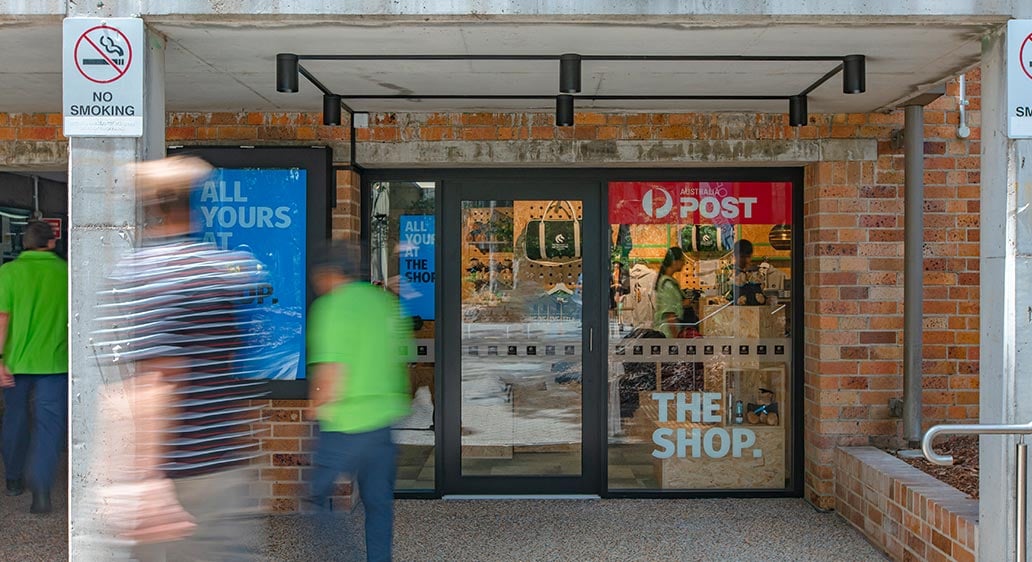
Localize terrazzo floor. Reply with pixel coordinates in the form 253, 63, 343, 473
0, 456, 69, 562
265, 498, 887, 562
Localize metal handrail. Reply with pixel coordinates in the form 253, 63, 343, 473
922, 422, 1032, 562
922, 422, 1032, 465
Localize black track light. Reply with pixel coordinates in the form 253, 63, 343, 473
789, 95, 808, 127
559, 54, 582, 94
556, 94, 575, 127
843, 55, 866, 94
277, 54, 299, 93
323, 94, 342, 126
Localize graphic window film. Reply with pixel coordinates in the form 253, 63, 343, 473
370, 181, 437, 491
190, 168, 307, 380
458, 200, 584, 478
606, 181, 794, 491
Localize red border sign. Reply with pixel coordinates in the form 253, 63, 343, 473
1022, 33, 1032, 82
73, 25, 133, 85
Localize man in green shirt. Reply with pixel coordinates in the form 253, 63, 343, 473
0, 221, 68, 514
307, 243, 412, 562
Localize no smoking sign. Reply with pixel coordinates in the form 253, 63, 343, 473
1008, 21, 1032, 138
74, 25, 133, 84
63, 18, 143, 137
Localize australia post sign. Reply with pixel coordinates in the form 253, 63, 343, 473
608, 182, 792, 225
62, 18, 144, 137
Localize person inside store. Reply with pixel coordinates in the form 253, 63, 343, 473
653, 246, 687, 338
0, 220, 68, 514
727, 239, 765, 305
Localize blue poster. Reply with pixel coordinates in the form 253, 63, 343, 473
399, 215, 435, 320
191, 168, 307, 379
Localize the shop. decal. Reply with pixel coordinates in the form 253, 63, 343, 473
191, 168, 307, 379
399, 215, 436, 320
609, 182, 792, 225
650, 392, 764, 459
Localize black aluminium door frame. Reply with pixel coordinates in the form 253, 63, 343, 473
441, 176, 605, 495
362, 167, 804, 499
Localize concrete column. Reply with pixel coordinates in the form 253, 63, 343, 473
980, 20, 1032, 562
65, 2, 164, 558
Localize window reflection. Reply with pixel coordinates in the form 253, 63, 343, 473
606, 181, 794, 490
371, 181, 437, 491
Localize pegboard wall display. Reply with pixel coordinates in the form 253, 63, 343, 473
462, 200, 584, 306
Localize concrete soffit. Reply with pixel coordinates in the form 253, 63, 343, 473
127, 1, 1030, 20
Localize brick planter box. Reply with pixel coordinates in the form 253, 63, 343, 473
835, 447, 978, 562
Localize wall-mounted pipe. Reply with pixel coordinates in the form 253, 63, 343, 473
957, 74, 971, 139
32, 176, 41, 219
903, 104, 925, 447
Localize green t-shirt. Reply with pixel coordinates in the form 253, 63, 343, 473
307, 282, 412, 433
653, 275, 684, 338
0, 251, 68, 374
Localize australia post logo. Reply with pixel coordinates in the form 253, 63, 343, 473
642, 187, 675, 219
611, 181, 789, 225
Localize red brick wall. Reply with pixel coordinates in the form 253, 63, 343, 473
800, 72, 981, 507
836, 447, 977, 561
0, 70, 983, 509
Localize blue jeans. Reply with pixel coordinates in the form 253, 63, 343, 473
311, 426, 397, 562
2, 374, 68, 491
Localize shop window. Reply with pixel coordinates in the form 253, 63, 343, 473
370, 181, 437, 491
606, 181, 794, 491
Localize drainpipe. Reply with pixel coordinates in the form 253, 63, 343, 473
903, 103, 924, 448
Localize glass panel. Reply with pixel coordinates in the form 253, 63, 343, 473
371, 181, 437, 491
460, 199, 583, 477
606, 182, 793, 490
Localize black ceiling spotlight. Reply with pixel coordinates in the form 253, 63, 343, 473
556, 94, 575, 126
323, 94, 342, 126
843, 54, 866, 94
277, 53, 299, 93
559, 53, 582, 94
789, 95, 808, 126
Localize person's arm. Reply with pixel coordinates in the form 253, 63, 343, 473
311, 362, 347, 409
0, 312, 11, 387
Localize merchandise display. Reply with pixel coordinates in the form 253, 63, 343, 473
606, 181, 794, 491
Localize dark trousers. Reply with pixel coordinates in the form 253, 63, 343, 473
2, 374, 68, 491
311, 426, 397, 562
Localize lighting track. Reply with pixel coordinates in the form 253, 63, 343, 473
276, 53, 866, 168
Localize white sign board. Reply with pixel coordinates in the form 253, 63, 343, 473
1008, 20, 1032, 138
62, 18, 143, 137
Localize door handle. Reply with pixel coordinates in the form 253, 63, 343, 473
589, 327, 593, 352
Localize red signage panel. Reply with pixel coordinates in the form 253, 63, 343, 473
608, 182, 792, 225
42, 218, 62, 240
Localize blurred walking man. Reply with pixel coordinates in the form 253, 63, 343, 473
92, 156, 270, 559
308, 245, 412, 562
0, 220, 68, 514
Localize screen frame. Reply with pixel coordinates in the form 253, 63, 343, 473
169, 145, 332, 399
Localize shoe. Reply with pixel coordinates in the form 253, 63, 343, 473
5, 479, 23, 496
30, 490, 51, 514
